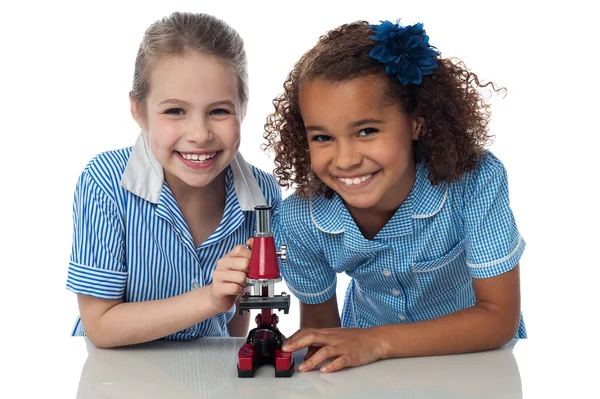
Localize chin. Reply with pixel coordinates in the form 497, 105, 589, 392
184, 180, 209, 188
338, 193, 380, 210
168, 170, 213, 189
187, 174, 222, 188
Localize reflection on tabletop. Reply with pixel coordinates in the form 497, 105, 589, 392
76, 337, 521, 399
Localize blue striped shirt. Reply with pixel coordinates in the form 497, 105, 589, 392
274, 151, 527, 339
66, 133, 282, 339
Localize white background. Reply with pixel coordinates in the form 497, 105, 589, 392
1, 0, 598, 397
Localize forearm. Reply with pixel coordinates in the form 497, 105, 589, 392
227, 296, 251, 337
300, 294, 341, 329
375, 302, 519, 359
83, 286, 219, 348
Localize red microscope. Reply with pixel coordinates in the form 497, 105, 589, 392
237, 205, 294, 378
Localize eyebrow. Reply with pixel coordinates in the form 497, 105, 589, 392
157, 99, 236, 108
305, 118, 386, 132
208, 100, 236, 108
158, 98, 190, 106
348, 118, 385, 128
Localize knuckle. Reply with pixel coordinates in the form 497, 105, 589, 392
212, 273, 223, 283
339, 354, 352, 367
241, 258, 250, 270
347, 353, 359, 366
327, 346, 339, 357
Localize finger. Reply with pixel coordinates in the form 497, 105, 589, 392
216, 256, 250, 272
282, 328, 317, 351
215, 270, 248, 287
245, 238, 254, 250
283, 329, 305, 343
297, 345, 339, 372
287, 327, 332, 342
304, 345, 319, 361
319, 354, 352, 373
213, 282, 245, 297
229, 244, 253, 259
283, 330, 333, 352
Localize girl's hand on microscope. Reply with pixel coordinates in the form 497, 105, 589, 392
208, 239, 253, 313
281, 327, 386, 373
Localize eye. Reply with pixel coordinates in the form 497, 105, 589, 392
210, 108, 232, 116
311, 135, 333, 142
164, 108, 185, 116
357, 127, 378, 137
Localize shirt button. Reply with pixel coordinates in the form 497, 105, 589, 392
192, 279, 199, 289
391, 289, 400, 296
186, 327, 195, 334
397, 313, 406, 321
382, 269, 392, 277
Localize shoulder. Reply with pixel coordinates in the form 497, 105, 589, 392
417, 151, 510, 214
473, 151, 507, 177
273, 192, 314, 231
248, 164, 279, 191
445, 151, 513, 213
247, 163, 282, 207
78, 147, 133, 199
436, 150, 509, 194
463, 150, 507, 179
460, 151, 509, 192
279, 192, 312, 216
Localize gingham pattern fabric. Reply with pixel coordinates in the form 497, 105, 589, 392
66, 147, 281, 339
274, 151, 526, 339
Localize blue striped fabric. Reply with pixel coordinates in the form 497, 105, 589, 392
274, 151, 527, 339
66, 143, 281, 340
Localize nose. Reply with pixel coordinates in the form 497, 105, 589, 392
185, 116, 213, 145
334, 140, 361, 170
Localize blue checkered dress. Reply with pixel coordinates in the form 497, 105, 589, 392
274, 151, 527, 339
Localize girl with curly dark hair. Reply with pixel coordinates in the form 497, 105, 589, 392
264, 20, 526, 373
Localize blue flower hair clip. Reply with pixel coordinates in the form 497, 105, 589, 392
368, 20, 440, 85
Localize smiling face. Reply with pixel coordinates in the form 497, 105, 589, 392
131, 51, 242, 192
299, 76, 420, 213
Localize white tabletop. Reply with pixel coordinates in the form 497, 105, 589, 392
70, 336, 521, 399
8, 331, 599, 398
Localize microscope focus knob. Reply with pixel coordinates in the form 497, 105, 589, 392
276, 244, 287, 263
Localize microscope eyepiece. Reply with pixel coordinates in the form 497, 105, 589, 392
254, 205, 272, 236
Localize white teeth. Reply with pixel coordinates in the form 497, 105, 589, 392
181, 152, 217, 163
338, 174, 372, 185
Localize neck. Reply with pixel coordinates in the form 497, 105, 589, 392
165, 170, 227, 215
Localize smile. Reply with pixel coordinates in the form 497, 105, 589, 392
337, 173, 373, 186
179, 152, 217, 163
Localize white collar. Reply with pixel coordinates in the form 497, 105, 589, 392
120, 132, 265, 210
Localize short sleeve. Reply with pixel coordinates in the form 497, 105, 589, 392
66, 171, 127, 299
464, 154, 525, 278
272, 205, 337, 304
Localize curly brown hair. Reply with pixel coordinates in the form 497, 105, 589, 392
263, 21, 504, 198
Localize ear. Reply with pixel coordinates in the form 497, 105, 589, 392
411, 116, 425, 140
129, 92, 147, 130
